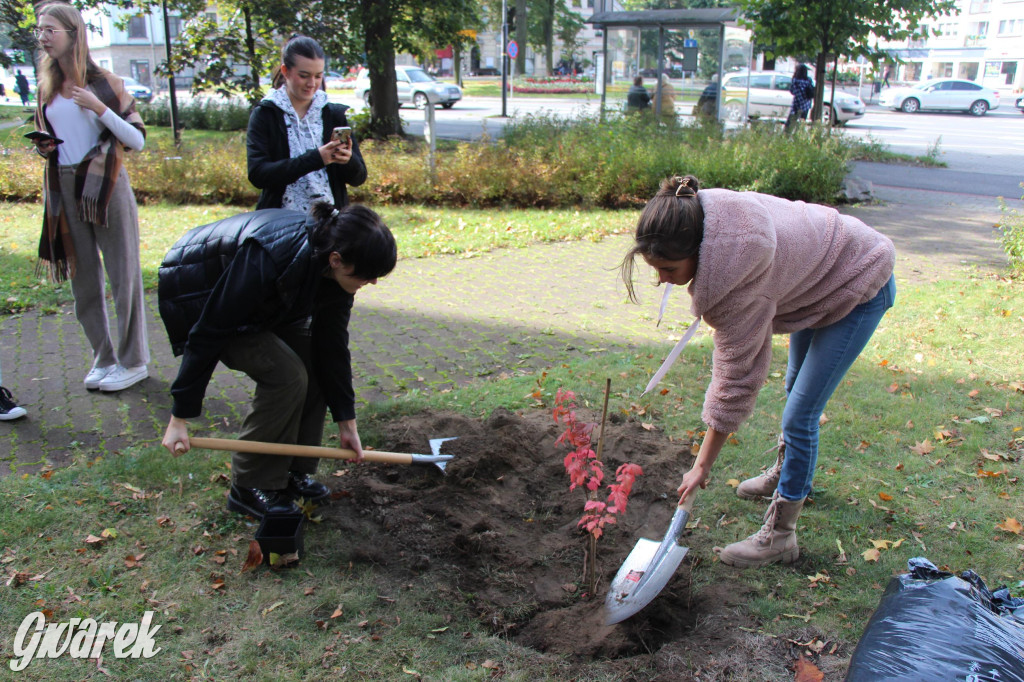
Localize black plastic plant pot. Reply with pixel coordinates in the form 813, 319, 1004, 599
255, 512, 305, 565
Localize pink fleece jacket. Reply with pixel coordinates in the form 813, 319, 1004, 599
689, 188, 895, 435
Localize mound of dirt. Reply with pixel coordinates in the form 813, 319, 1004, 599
321, 407, 781, 668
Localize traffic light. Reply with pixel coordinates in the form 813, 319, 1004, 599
506, 7, 516, 33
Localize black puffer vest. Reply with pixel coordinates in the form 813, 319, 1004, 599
158, 209, 315, 355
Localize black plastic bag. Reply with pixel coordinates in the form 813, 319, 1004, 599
846, 557, 1024, 682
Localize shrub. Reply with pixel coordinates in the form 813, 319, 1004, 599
137, 97, 252, 131
998, 190, 1024, 277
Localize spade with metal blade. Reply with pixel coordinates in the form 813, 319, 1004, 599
605, 491, 696, 625
184, 436, 458, 473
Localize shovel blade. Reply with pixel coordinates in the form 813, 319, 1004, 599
605, 537, 689, 625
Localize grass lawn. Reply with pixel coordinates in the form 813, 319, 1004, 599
1, 192, 1022, 679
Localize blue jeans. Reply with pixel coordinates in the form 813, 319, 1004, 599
777, 275, 896, 500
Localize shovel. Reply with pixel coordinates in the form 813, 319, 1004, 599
185, 436, 458, 474
605, 491, 696, 625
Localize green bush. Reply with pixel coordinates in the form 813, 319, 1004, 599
998, 190, 1024, 277
138, 97, 252, 131
0, 112, 857, 208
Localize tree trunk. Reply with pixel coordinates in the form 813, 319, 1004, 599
362, 0, 402, 138
812, 52, 828, 123
453, 43, 462, 87
515, 0, 527, 75
242, 4, 261, 106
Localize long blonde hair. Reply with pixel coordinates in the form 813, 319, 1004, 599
35, 2, 104, 105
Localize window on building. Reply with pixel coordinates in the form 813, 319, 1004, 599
128, 15, 147, 39
167, 16, 182, 39
205, 12, 217, 24
130, 60, 151, 85
969, 0, 991, 12
1001, 61, 1018, 84
976, 21, 989, 35
998, 19, 1022, 36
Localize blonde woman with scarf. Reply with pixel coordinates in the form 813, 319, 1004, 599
246, 35, 366, 213
31, 2, 149, 393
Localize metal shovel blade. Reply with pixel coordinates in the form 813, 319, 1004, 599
605, 495, 695, 625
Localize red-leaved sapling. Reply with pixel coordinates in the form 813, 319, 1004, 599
553, 387, 643, 596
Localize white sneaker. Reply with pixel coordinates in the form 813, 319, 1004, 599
84, 364, 116, 390
97, 365, 148, 392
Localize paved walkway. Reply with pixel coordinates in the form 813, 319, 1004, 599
0, 184, 1013, 474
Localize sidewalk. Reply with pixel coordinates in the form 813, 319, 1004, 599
0, 186, 1011, 475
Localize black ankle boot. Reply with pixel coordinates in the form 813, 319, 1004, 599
228, 485, 300, 518
285, 472, 330, 502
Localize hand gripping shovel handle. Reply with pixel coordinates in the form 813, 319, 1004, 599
188, 436, 418, 465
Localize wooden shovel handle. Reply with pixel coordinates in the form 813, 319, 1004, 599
189, 437, 414, 465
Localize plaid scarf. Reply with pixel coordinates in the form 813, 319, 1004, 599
35, 72, 146, 281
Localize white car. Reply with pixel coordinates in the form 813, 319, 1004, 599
121, 76, 153, 103
720, 70, 865, 126
354, 65, 462, 109
879, 78, 1000, 116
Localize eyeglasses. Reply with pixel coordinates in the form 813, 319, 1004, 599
33, 27, 74, 40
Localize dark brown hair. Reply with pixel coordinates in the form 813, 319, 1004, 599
271, 35, 327, 89
620, 175, 704, 303
309, 202, 397, 281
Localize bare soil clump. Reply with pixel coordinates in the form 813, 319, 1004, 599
321, 408, 847, 678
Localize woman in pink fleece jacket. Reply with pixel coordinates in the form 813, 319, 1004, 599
621, 175, 896, 568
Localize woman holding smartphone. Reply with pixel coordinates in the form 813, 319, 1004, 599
247, 36, 366, 213
31, 2, 150, 393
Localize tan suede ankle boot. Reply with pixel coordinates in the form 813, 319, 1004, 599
736, 436, 785, 500
719, 492, 805, 568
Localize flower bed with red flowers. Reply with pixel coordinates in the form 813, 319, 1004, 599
510, 76, 591, 94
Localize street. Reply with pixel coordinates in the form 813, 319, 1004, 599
329, 90, 1024, 195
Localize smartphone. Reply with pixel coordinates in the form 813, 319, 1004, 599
24, 131, 64, 145
331, 126, 352, 145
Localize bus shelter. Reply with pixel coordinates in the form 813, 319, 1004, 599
586, 8, 741, 120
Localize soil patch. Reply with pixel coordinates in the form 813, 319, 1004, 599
321, 408, 845, 677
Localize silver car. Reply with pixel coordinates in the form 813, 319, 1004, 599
354, 65, 462, 109
879, 78, 1000, 116
720, 70, 865, 126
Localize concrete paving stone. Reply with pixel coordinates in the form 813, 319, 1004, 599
1, 192, 1011, 475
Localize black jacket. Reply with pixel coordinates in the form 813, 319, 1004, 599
246, 100, 367, 210
626, 85, 651, 110
158, 209, 355, 421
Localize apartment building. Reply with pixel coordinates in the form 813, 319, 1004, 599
880, 0, 1024, 90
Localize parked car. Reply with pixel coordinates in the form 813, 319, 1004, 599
878, 78, 1000, 116
1015, 94, 1023, 115
122, 76, 153, 103
472, 67, 500, 77
354, 65, 462, 109
719, 70, 865, 126
324, 70, 350, 89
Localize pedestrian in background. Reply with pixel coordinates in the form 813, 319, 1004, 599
620, 175, 895, 569
785, 64, 815, 132
31, 2, 150, 393
626, 76, 651, 113
658, 73, 677, 121
247, 35, 366, 213
882, 65, 894, 89
15, 70, 31, 106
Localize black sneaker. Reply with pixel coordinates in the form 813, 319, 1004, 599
227, 485, 300, 519
0, 387, 27, 421
285, 472, 330, 502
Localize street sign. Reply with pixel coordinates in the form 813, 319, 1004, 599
683, 38, 697, 48
507, 40, 518, 59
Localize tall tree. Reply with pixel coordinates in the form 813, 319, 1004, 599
738, 0, 956, 120
526, 0, 582, 75
355, 0, 480, 138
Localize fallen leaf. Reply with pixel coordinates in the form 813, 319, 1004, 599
794, 657, 825, 682
241, 541, 263, 572
481, 660, 500, 669
878, 492, 893, 502
304, 587, 316, 596
261, 600, 285, 617
84, 534, 104, 544
210, 579, 225, 591
862, 548, 881, 562
641, 423, 655, 431
909, 440, 934, 456
331, 606, 343, 619
871, 539, 891, 550
996, 518, 1023, 534
726, 478, 740, 488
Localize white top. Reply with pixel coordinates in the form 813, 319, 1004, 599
46, 94, 145, 166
